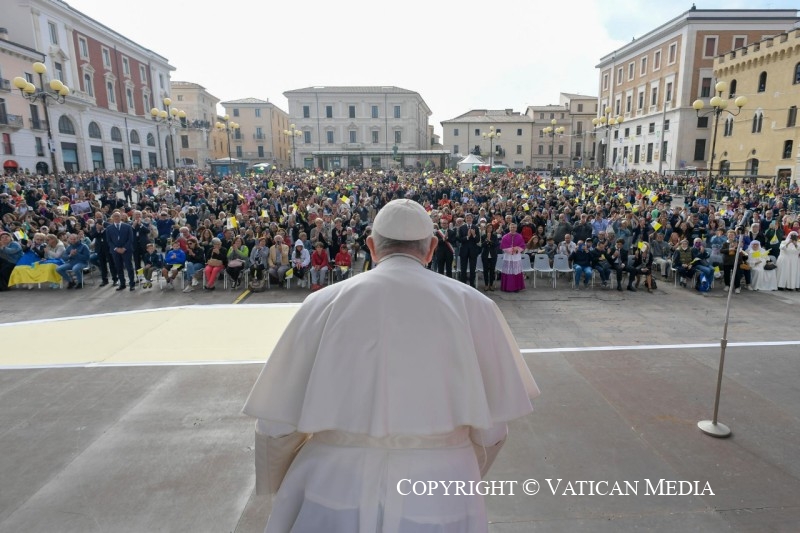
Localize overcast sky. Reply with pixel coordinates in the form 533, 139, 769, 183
66, 0, 797, 135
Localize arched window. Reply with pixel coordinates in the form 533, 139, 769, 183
83, 73, 93, 97
751, 112, 763, 133
130, 130, 140, 144
58, 115, 75, 135
146, 133, 155, 146
748, 158, 759, 176
88, 121, 102, 139
724, 117, 734, 137
110, 126, 122, 142
728, 79, 737, 98
794, 63, 800, 84
758, 71, 767, 93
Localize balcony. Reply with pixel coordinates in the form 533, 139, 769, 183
30, 118, 48, 131
0, 113, 23, 129
253, 133, 266, 140
0, 78, 10, 91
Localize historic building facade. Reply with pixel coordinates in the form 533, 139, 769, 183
595, 7, 798, 175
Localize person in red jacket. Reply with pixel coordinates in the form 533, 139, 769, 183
310, 241, 330, 291
333, 243, 352, 282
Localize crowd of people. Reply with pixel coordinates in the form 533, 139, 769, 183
2, 166, 800, 295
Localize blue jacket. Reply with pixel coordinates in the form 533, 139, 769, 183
64, 242, 90, 265
164, 248, 186, 266
0, 240, 23, 264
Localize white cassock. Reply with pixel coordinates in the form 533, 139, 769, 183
776, 239, 800, 289
243, 254, 539, 533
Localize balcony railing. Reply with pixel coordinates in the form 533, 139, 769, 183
30, 118, 48, 131
0, 114, 23, 129
253, 133, 266, 140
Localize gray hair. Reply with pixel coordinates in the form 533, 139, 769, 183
211, 237, 222, 245
371, 230, 431, 260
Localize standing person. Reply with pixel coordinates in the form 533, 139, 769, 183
106, 211, 136, 291
89, 215, 117, 287
776, 231, 800, 290
131, 211, 150, 270
458, 212, 480, 287
242, 199, 539, 532
434, 223, 455, 278
500, 222, 526, 292
480, 222, 500, 291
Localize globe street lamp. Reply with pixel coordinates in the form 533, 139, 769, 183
481, 126, 500, 167
692, 81, 747, 202
215, 115, 240, 171
592, 106, 624, 170
542, 119, 566, 172
13, 62, 70, 175
150, 97, 186, 169
283, 124, 302, 169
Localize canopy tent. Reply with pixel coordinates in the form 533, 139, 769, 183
456, 154, 484, 173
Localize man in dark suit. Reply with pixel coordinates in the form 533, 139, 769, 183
106, 210, 136, 291
458, 212, 480, 288
610, 238, 634, 291
89, 213, 117, 286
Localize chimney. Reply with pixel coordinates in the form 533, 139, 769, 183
0, 28, 9, 41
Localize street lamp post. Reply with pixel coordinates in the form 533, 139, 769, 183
283, 124, 302, 169
592, 106, 624, 170
481, 126, 500, 167
150, 97, 186, 169
692, 81, 747, 203
13, 62, 70, 175
542, 119, 565, 172
215, 115, 240, 173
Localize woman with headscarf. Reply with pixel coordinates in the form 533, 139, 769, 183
500, 222, 525, 292
746, 240, 777, 291
776, 231, 800, 290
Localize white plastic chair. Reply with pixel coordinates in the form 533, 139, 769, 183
552, 254, 573, 288
532, 254, 554, 288
521, 254, 534, 279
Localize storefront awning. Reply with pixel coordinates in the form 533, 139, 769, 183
3, 160, 19, 168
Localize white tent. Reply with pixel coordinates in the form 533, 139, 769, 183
456, 154, 484, 172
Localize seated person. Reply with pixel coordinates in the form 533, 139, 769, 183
569, 240, 593, 289
0, 231, 23, 291
333, 243, 352, 282
672, 239, 695, 287
649, 232, 672, 279
291, 239, 311, 287
182, 238, 205, 292
141, 243, 163, 289
590, 240, 613, 288
691, 237, 715, 285
248, 237, 270, 286
161, 240, 186, 289
747, 240, 777, 291
225, 236, 250, 289
310, 241, 330, 290
610, 238, 634, 291
55, 233, 91, 289
631, 242, 654, 293
44, 234, 66, 261
268, 235, 291, 286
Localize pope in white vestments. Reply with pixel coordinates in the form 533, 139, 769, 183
243, 199, 540, 533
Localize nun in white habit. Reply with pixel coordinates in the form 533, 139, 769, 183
243, 199, 539, 533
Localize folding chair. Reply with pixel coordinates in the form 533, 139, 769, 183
520, 254, 535, 280
552, 254, 573, 288
532, 254, 554, 288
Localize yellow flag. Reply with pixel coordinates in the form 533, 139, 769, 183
285, 268, 294, 279
719, 209, 726, 215
558, 180, 566, 187
539, 183, 547, 190
426, 178, 433, 185
770, 234, 779, 244
340, 195, 349, 203
227, 217, 238, 229
260, 210, 267, 218
751, 251, 762, 258
650, 195, 659, 203
637, 241, 645, 250
60, 203, 70, 213
625, 202, 632, 209
567, 185, 575, 192
15, 230, 26, 240
315, 186, 322, 194
651, 221, 662, 231
523, 203, 530, 211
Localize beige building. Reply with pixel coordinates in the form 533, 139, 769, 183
218, 98, 291, 168
1, 30, 47, 175
284, 86, 443, 170
713, 27, 800, 186
441, 109, 535, 169
526, 93, 598, 170
169, 81, 218, 168
596, 7, 798, 174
